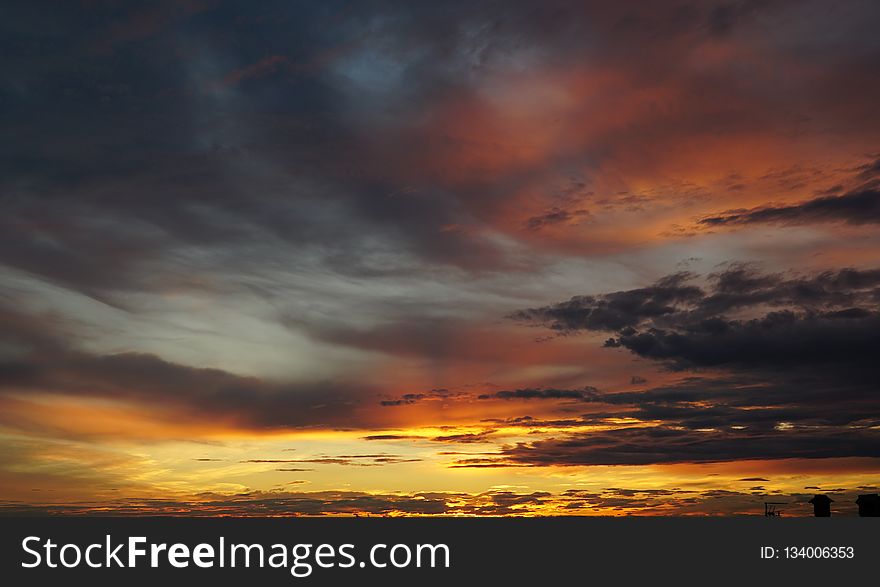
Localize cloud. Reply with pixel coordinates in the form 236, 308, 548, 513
219, 55, 291, 89
524, 208, 592, 231
513, 266, 880, 334
509, 271, 704, 332
501, 425, 880, 466
694, 158, 880, 230
0, 308, 392, 435
3, 0, 880, 514
605, 310, 880, 371
512, 267, 880, 373
477, 387, 598, 401
376, 386, 601, 408
379, 388, 462, 407
448, 459, 534, 469
0, 491, 453, 516
504, 266, 880, 465
430, 431, 496, 444
4, 481, 872, 516
0, 490, 552, 516
0, 348, 383, 432
362, 434, 425, 441
479, 416, 590, 428
255, 454, 423, 467
706, 0, 771, 37
3, 0, 879, 304
698, 187, 880, 227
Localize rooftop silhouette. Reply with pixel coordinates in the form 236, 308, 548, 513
808, 495, 833, 517
856, 494, 880, 517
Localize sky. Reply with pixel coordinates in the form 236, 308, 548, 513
1, 0, 879, 516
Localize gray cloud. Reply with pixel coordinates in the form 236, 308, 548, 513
510, 272, 704, 332
3, 0, 879, 305
502, 425, 880, 466
477, 387, 599, 401
512, 266, 880, 372
699, 187, 880, 227
0, 306, 388, 434
504, 266, 880, 465
512, 266, 880, 334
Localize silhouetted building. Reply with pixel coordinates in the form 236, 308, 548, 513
856, 494, 880, 517
809, 494, 832, 517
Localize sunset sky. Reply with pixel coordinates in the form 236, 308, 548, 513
1, 0, 879, 516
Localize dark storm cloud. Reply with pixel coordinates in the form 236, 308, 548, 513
3, 0, 879, 300
606, 310, 880, 371
585, 266, 880, 373
696, 157, 880, 230
0, 0, 515, 298
438, 372, 880, 466
593, 376, 878, 430
506, 266, 880, 465
510, 265, 880, 344
502, 425, 880, 466
510, 271, 704, 332
698, 187, 880, 227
